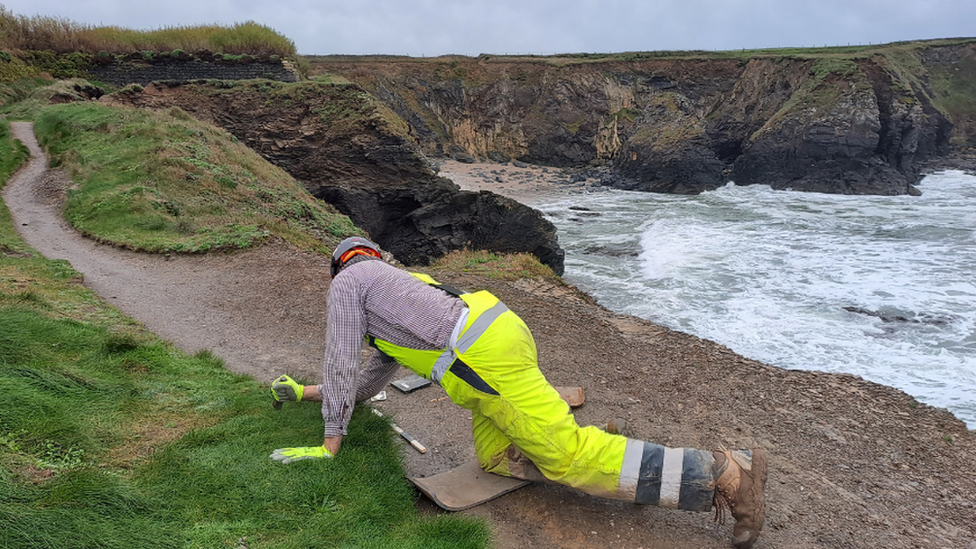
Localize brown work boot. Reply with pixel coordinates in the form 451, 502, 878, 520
712, 448, 767, 549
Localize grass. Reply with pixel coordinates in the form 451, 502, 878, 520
33, 102, 361, 254
0, 125, 491, 549
0, 119, 33, 261
0, 118, 28, 180
927, 54, 976, 146
430, 249, 559, 282
743, 57, 874, 143
0, 311, 491, 549
195, 79, 412, 140
313, 73, 354, 85
627, 93, 705, 149
0, 7, 295, 57
0, 77, 51, 111
0, 78, 95, 120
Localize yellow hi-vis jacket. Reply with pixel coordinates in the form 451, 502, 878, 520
366, 273, 508, 393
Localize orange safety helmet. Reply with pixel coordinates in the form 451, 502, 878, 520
330, 237, 381, 277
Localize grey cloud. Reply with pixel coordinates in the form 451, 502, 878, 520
2, 0, 974, 56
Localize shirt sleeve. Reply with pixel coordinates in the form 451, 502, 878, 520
354, 349, 400, 402
321, 272, 368, 438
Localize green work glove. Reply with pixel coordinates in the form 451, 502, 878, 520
272, 375, 304, 403
270, 445, 333, 464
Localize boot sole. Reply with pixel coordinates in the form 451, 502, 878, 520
753, 447, 767, 506
751, 447, 767, 527
732, 447, 768, 549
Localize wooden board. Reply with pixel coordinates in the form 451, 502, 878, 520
409, 460, 531, 511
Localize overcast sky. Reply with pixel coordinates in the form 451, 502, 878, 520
3, 0, 974, 57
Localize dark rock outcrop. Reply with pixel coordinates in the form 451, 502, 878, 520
612, 92, 725, 193
104, 81, 564, 273
714, 58, 948, 195
317, 181, 563, 269
725, 64, 914, 194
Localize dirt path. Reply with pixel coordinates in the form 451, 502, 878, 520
4, 122, 333, 383
6, 122, 976, 549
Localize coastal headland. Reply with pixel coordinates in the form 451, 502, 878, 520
6, 119, 975, 548
3, 32, 976, 548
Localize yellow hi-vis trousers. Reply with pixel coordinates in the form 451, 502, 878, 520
436, 292, 718, 511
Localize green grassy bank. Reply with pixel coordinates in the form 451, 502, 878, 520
35, 101, 360, 254
0, 114, 491, 547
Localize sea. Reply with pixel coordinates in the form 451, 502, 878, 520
522, 170, 976, 429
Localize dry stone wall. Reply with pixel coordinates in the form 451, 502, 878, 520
91, 60, 299, 87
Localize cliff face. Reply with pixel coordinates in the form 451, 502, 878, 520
104, 81, 564, 273
310, 41, 975, 196
92, 41, 975, 267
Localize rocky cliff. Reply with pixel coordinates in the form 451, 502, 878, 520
309, 40, 975, 196
104, 81, 564, 273
96, 40, 976, 269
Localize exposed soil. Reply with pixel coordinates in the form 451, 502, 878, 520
5, 122, 976, 549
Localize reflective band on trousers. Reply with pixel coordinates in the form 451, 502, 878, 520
615, 439, 717, 511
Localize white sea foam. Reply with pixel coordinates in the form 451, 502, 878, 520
529, 171, 976, 428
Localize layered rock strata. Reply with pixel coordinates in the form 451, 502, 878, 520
311, 43, 973, 196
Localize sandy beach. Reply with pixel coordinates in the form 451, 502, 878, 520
436, 159, 607, 204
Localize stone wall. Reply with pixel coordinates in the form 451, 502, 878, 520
91, 60, 300, 86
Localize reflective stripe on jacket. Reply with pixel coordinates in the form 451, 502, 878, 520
368, 274, 508, 386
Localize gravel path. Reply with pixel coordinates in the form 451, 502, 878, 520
6, 122, 975, 549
